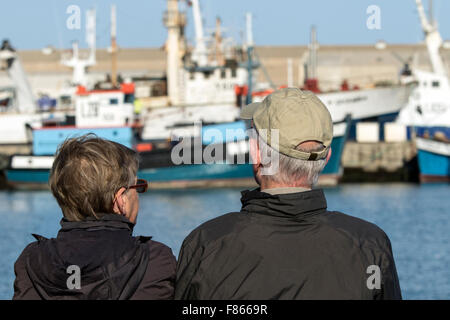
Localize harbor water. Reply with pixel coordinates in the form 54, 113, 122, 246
0, 183, 449, 300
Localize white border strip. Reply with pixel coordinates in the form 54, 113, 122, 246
416, 138, 450, 157
11, 156, 55, 169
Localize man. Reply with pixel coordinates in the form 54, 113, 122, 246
175, 87, 402, 300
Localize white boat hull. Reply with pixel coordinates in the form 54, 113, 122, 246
0, 113, 42, 144
318, 85, 412, 123
142, 104, 240, 140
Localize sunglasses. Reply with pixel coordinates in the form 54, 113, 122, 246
126, 179, 149, 193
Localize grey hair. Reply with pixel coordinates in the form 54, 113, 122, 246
251, 128, 328, 187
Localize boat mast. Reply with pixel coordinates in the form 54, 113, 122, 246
415, 0, 446, 76
191, 0, 208, 67
60, 8, 96, 87
428, 0, 434, 28
86, 8, 96, 68
214, 17, 224, 65
164, 0, 185, 106
308, 25, 318, 80
110, 4, 118, 87
246, 12, 254, 105
303, 25, 320, 92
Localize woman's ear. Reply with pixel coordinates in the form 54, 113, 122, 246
113, 187, 127, 215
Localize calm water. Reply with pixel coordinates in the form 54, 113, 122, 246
0, 183, 449, 300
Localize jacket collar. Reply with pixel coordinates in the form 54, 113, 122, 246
240, 188, 327, 218
59, 213, 135, 233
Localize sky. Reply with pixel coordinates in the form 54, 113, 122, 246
0, 0, 449, 50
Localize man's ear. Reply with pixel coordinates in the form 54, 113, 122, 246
325, 147, 332, 164
249, 137, 261, 167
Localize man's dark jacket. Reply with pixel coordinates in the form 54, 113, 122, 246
175, 188, 402, 300
13, 214, 176, 300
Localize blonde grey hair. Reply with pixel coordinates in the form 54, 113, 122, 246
49, 134, 138, 221
252, 128, 328, 187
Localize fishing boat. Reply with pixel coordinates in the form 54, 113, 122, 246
5, 83, 140, 188
3, 6, 139, 188
140, 0, 259, 142
0, 40, 53, 147
250, 26, 413, 136
415, 137, 450, 182
395, 0, 450, 182
0, 8, 97, 149
137, 0, 353, 185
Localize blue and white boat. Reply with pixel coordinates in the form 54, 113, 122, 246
5, 84, 137, 187
6, 116, 350, 188
415, 136, 450, 182
139, 116, 350, 187
6, 119, 251, 188
395, 0, 450, 182
414, 123, 450, 183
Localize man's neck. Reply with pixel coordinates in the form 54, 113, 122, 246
260, 180, 312, 196
262, 186, 311, 195
259, 180, 311, 191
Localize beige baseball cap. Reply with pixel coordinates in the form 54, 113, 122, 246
240, 87, 333, 160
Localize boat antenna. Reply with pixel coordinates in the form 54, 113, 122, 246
110, 4, 118, 87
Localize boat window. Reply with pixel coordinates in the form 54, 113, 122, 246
432, 81, 440, 87
231, 68, 237, 78
124, 94, 134, 103
59, 95, 72, 107
109, 98, 119, 105
221, 69, 226, 79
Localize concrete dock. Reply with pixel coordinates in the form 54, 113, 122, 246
341, 141, 419, 182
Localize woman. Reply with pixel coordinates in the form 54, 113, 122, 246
13, 135, 176, 299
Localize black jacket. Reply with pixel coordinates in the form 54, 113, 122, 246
13, 214, 176, 300
175, 188, 402, 300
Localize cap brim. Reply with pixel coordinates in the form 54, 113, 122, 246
239, 102, 261, 120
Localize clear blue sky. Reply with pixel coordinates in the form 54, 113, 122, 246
1, 0, 449, 50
